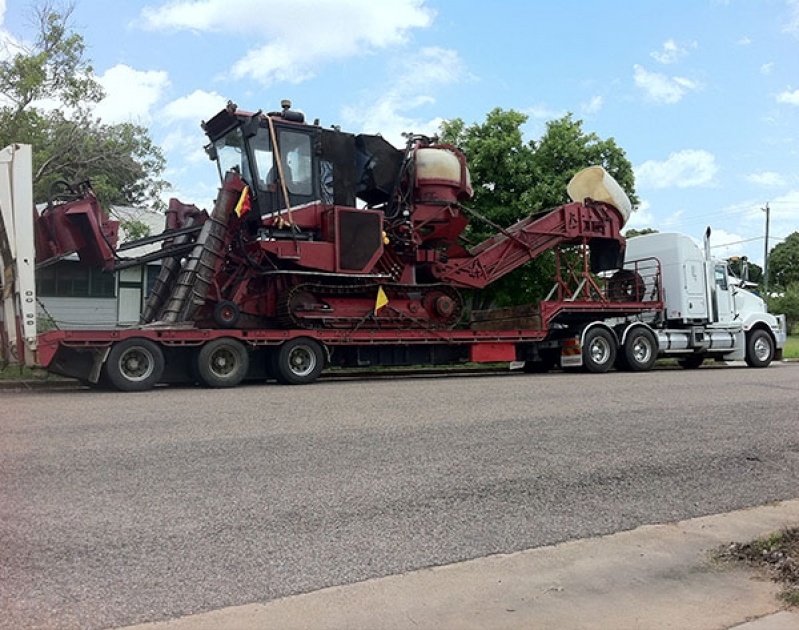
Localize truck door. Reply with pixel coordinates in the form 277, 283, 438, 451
713, 263, 734, 323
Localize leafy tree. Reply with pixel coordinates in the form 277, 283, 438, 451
440, 109, 637, 309
0, 3, 168, 209
767, 282, 799, 334
727, 257, 762, 285
767, 232, 799, 289
119, 218, 151, 241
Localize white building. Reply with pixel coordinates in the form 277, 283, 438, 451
36, 206, 167, 330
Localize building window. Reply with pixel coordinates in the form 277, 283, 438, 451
36, 262, 116, 298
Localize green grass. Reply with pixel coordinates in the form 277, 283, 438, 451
0, 364, 55, 381
783, 335, 799, 359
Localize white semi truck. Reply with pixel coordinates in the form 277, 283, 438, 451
610, 230, 787, 369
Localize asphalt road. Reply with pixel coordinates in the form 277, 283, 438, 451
1, 364, 798, 630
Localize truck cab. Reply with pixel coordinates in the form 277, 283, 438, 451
624, 231, 786, 366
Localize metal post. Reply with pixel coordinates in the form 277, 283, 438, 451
762, 203, 770, 293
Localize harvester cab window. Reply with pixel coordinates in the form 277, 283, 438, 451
213, 127, 249, 183
278, 130, 312, 196
250, 132, 274, 191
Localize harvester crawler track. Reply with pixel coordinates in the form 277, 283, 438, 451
278, 282, 463, 330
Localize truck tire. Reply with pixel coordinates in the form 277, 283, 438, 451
622, 327, 658, 372
274, 338, 325, 385
582, 327, 617, 373
196, 338, 249, 387
104, 338, 165, 392
745, 329, 774, 368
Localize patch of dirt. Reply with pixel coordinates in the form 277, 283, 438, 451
717, 527, 799, 606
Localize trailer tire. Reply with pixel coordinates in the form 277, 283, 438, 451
622, 327, 658, 372
104, 338, 164, 392
213, 300, 241, 328
582, 327, 617, 373
274, 338, 325, 385
745, 329, 774, 368
196, 338, 249, 388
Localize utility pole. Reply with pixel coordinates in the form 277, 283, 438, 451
762, 202, 770, 294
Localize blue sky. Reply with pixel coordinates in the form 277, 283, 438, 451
2, 0, 798, 267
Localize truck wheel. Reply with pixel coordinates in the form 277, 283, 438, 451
745, 329, 774, 368
213, 300, 241, 328
583, 327, 617, 373
196, 338, 249, 388
677, 354, 705, 369
623, 328, 658, 372
104, 338, 164, 392
274, 338, 325, 385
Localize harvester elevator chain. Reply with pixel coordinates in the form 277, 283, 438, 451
277, 282, 464, 330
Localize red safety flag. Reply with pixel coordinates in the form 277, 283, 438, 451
234, 186, 251, 217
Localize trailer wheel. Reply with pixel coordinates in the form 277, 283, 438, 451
274, 338, 325, 385
583, 327, 617, 373
104, 338, 164, 392
213, 300, 241, 328
196, 338, 249, 388
745, 329, 774, 368
677, 353, 705, 369
622, 327, 658, 372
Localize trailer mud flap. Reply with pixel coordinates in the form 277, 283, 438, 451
560, 337, 583, 368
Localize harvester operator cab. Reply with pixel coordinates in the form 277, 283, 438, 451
203, 101, 316, 217
202, 100, 405, 220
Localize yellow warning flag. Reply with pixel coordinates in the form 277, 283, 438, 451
234, 185, 251, 217
375, 286, 389, 312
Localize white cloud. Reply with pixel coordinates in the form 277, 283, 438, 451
635, 149, 719, 189
624, 199, 654, 231
784, 0, 799, 38
737, 36, 752, 46
776, 88, 799, 105
581, 95, 603, 115
139, 0, 434, 86
650, 39, 693, 64
162, 89, 227, 122
94, 64, 170, 123
746, 171, 786, 187
341, 46, 467, 145
760, 62, 774, 75
707, 227, 748, 259
0, 0, 23, 63
633, 65, 698, 104
527, 104, 567, 120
